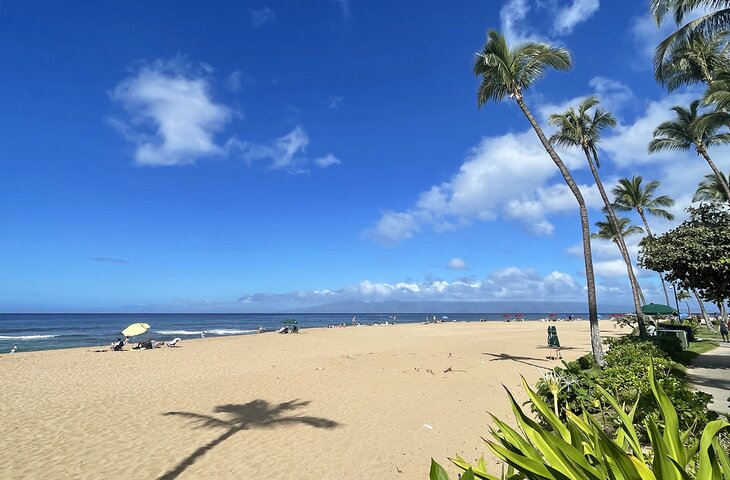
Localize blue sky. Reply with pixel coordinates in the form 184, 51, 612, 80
0, 0, 723, 312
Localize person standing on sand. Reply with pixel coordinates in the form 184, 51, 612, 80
201, 331, 205, 339
10, 344, 17, 354
720, 319, 729, 342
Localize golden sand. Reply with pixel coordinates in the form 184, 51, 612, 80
0, 320, 624, 479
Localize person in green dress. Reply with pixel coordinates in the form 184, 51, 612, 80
547, 325, 561, 360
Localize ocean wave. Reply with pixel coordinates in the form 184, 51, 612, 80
155, 330, 204, 336
155, 329, 257, 336
207, 329, 257, 335
0, 334, 59, 340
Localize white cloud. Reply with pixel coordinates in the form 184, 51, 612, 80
334, 0, 351, 21
109, 58, 231, 166
314, 153, 341, 168
226, 71, 254, 92
237, 267, 590, 306
236, 126, 310, 173
327, 96, 344, 109
448, 258, 468, 270
553, 0, 600, 35
500, 0, 600, 45
109, 58, 337, 172
251, 7, 275, 28
366, 125, 594, 245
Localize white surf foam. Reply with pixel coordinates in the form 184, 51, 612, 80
155, 330, 203, 336
0, 335, 59, 340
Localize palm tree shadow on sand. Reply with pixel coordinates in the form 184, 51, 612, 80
157, 399, 340, 480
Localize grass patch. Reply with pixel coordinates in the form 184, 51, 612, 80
670, 338, 720, 378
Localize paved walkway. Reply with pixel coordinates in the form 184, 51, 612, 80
687, 342, 730, 415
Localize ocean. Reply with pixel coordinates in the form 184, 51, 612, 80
0, 312, 597, 353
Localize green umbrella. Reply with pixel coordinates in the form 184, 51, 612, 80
641, 303, 679, 315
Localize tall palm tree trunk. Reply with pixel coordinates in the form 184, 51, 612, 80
637, 211, 672, 305
515, 96, 604, 365
583, 148, 648, 337
698, 147, 730, 201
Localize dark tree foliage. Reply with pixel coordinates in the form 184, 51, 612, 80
639, 203, 730, 304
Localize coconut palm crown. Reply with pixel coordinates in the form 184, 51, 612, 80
704, 68, 730, 109
473, 30, 571, 106
592, 216, 644, 243
548, 96, 616, 167
611, 177, 676, 226
656, 29, 730, 89
649, 100, 730, 155
651, 0, 730, 72
693, 171, 730, 202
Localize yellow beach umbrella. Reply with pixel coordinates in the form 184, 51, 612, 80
122, 322, 150, 337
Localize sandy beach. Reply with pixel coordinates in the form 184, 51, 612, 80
0, 320, 624, 479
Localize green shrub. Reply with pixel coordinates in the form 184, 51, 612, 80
533, 336, 715, 440
431, 364, 730, 480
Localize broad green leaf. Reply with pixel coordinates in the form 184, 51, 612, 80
461, 468, 476, 480
649, 361, 686, 467
595, 385, 644, 463
486, 440, 565, 479
449, 456, 500, 480
430, 459, 451, 480
647, 418, 682, 480
522, 376, 570, 442
696, 419, 730, 479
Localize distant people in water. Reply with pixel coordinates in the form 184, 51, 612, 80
10, 344, 17, 354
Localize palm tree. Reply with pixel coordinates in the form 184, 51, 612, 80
549, 97, 648, 337
704, 69, 730, 109
650, 0, 730, 71
677, 289, 692, 315
694, 171, 730, 202
474, 30, 604, 364
649, 100, 730, 201
656, 30, 730, 90
591, 215, 646, 304
611, 176, 675, 306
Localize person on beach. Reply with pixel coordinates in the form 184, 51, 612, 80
112, 338, 124, 351
720, 319, 729, 342
547, 326, 561, 360
10, 344, 17, 354
201, 331, 205, 339
646, 321, 657, 336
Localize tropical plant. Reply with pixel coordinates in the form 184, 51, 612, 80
474, 30, 603, 364
656, 29, 730, 90
678, 289, 692, 314
431, 362, 729, 480
592, 215, 645, 241
705, 69, 730, 110
651, 0, 730, 73
640, 203, 730, 307
649, 100, 730, 201
694, 171, 730, 202
549, 97, 648, 337
611, 176, 675, 306
535, 337, 714, 438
